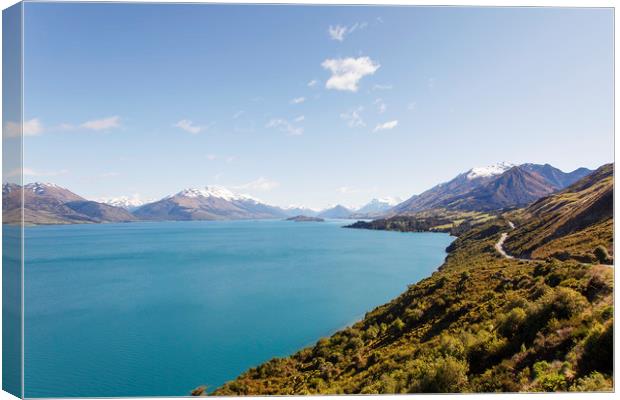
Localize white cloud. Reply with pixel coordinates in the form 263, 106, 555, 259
408, 102, 417, 111
294, 115, 305, 123
374, 98, 387, 113
81, 116, 120, 131
340, 107, 365, 128
5, 118, 43, 138
374, 120, 399, 132
328, 22, 368, 42
266, 118, 303, 136
234, 177, 280, 191
307, 79, 319, 87
328, 25, 347, 41
13, 167, 69, 178
206, 154, 218, 161
322, 57, 380, 92
290, 97, 306, 104
174, 119, 203, 134
373, 84, 393, 90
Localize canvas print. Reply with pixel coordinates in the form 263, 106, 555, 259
2, 2, 614, 397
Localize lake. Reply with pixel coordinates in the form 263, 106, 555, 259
24, 220, 453, 397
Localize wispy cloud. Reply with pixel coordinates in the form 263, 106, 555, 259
233, 110, 244, 119
307, 79, 319, 87
294, 115, 305, 123
9, 167, 69, 178
234, 177, 280, 191
81, 116, 120, 131
322, 57, 380, 92
340, 107, 365, 128
290, 97, 306, 104
328, 22, 368, 42
373, 84, 393, 90
266, 118, 303, 136
374, 98, 387, 113
206, 154, 218, 161
374, 120, 399, 132
408, 102, 417, 111
5, 118, 43, 138
174, 119, 203, 134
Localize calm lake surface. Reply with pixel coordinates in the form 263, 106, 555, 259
24, 220, 453, 397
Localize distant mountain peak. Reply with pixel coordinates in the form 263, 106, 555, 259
170, 185, 259, 203
99, 196, 152, 210
466, 162, 515, 180
24, 182, 62, 194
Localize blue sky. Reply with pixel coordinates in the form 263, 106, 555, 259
19, 3, 613, 209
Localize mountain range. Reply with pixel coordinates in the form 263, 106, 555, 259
2, 162, 596, 225
392, 162, 591, 214
133, 187, 288, 221
2, 182, 136, 225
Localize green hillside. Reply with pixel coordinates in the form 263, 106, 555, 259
208, 165, 614, 395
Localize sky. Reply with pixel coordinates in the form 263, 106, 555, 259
15, 3, 614, 209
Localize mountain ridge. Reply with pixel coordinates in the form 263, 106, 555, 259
391, 163, 592, 214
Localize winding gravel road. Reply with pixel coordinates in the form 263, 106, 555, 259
495, 220, 613, 268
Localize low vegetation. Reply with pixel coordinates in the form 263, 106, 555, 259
345, 209, 495, 236
207, 164, 613, 395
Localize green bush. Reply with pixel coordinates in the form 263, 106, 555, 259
570, 372, 612, 391
580, 321, 613, 375
532, 361, 567, 392
498, 307, 527, 338
415, 356, 469, 393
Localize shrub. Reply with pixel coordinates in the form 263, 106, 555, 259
532, 361, 567, 392
593, 245, 611, 264
570, 372, 612, 391
438, 334, 466, 359
415, 356, 469, 393
390, 318, 405, 335
580, 321, 613, 375
498, 307, 527, 338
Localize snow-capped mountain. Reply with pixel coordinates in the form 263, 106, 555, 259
466, 162, 515, 180
99, 196, 153, 211
392, 163, 592, 214
133, 185, 286, 221
168, 185, 260, 203
355, 197, 403, 215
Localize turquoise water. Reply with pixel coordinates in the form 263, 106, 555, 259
24, 220, 452, 397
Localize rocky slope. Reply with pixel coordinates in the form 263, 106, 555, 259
3, 183, 135, 224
